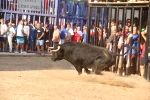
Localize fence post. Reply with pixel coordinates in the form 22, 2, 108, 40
145, 3, 150, 81
87, 6, 91, 44
55, 0, 59, 26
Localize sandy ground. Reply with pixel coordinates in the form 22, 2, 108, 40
0, 57, 150, 100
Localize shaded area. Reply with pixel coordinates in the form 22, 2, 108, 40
0, 57, 74, 71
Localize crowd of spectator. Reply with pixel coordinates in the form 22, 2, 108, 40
0, 16, 148, 77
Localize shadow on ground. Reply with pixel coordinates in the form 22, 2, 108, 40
0, 57, 74, 71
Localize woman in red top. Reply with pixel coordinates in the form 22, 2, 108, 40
72, 28, 80, 42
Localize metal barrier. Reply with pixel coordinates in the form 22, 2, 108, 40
87, 1, 150, 81
0, 0, 58, 25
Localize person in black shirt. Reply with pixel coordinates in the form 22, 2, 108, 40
36, 23, 45, 56
44, 23, 49, 51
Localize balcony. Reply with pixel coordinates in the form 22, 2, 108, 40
0, 0, 57, 17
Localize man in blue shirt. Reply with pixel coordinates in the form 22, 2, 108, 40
29, 23, 35, 51
126, 26, 139, 75
83, 25, 87, 43
59, 25, 67, 44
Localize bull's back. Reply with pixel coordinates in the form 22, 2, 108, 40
62, 42, 110, 66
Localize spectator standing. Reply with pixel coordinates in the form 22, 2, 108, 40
126, 26, 139, 75
44, 23, 50, 50
28, 23, 35, 51
140, 26, 147, 77
23, 21, 30, 52
52, 25, 60, 47
12, 23, 17, 52
15, 20, 26, 54
0, 19, 8, 52
65, 23, 74, 42
90, 25, 95, 45
117, 29, 128, 76
106, 20, 117, 52
77, 26, 83, 42
34, 20, 38, 50
59, 25, 67, 44
106, 20, 117, 72
36, 23, 45, 56
72, 28, 80, 42
7, 22, 16, 53
83, 25, 87, 43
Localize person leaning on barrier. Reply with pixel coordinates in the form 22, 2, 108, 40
126, 26, 139, 75
106, 20, 117, 72
116, 28, 128, 76
140, 26, 147, 77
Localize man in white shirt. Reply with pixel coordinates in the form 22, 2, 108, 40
7, 22, 16, 53
15, 20, 26, 54
0, 19, 8, 52
65, 23, 74, 42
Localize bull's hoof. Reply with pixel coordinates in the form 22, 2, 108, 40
78, 72, 82, 75
95, 71, 102, 75
84, 69, 91, 74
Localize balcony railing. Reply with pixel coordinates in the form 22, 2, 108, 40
0, 0, 57, 15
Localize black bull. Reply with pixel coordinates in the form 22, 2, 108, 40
50, 42, 135, 75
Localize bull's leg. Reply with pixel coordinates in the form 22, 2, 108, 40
95, 64, 106, 75
74, 66, 82, 75
84, 68, 91, 74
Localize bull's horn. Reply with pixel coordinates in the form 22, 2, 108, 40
51, 46, 60, 52
48, 47, 54, 49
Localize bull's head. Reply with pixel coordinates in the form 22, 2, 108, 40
49, 45, 64, 61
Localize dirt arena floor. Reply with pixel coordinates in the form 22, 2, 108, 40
0, 57, 150, 100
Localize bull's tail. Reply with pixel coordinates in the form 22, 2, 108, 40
111, 46, 137, 56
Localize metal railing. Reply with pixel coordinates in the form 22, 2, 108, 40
87, 1, 150, 81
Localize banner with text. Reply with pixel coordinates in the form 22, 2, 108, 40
18, 0, 41, 11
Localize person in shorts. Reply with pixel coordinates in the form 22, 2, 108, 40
36, 23, 45, 56
15, 20, 26, 54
